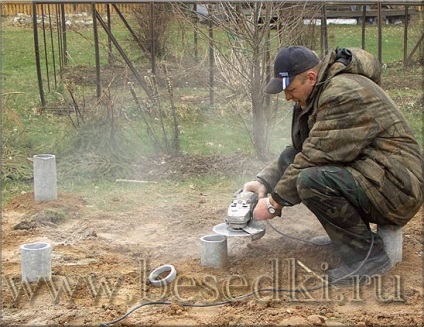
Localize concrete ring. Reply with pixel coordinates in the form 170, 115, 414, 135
148, 264, 177, 287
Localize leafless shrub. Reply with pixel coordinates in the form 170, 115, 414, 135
132, 3, 174, 59
173, 1, 322, 159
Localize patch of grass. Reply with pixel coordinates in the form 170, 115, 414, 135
387, 87, 423, 145
2, 28, 41, 111
326, 23, 422, 63
60, 174, 240, 212
178, 115, 255, 155
1, 180, 33, 205
31, 208, 67, 225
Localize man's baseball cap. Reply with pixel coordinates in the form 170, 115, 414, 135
264, 46, 320, 94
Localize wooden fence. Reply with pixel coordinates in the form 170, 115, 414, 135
2, 2, 135, 16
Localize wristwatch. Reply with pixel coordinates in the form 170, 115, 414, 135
266, 196, 280, 215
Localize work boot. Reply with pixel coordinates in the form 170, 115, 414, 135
327, 249, 392, 285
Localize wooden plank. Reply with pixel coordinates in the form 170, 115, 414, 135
324, 8, 417, 18
1, 2, 136, 16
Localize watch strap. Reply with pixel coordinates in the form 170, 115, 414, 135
266, 196, 281, 215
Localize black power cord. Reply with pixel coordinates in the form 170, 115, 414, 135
267, 220, 331, 246
99, 228, 375, 327
100, 282, 335, 327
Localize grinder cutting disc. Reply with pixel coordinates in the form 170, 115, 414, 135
213, 220, 266, 240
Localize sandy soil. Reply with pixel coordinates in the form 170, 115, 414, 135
2, 157, 423, 326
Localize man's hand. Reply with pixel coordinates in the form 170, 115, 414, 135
253, 197, 281, 221
243, 180, 267, 198
244, 181, 282, 220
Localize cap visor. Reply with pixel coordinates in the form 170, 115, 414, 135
264, 78, 283, 94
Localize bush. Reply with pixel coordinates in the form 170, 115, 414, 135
132, 3, 174, 60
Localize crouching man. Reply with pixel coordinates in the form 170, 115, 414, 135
244, 46, 423, 285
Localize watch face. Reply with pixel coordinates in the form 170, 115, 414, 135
266, 197, 276, 214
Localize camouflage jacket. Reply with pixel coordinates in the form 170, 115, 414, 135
257, 47, 423, 225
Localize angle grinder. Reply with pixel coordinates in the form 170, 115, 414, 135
213, 189, 266, 240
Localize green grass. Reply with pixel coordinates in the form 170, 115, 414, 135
326, 24, 423, 63
54, 172, 241, 213
178, 115, 255, 155
387, 87, 423, 145
2, 27, 41, 111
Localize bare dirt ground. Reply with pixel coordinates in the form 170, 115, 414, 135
1, 155, 423, 327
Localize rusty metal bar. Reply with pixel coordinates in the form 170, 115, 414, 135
41, 4, 50, 92
361, 5, 366, 50
193, 3, 198, 63
92, 2, 101, 98
208, 14, 214, 106
107, 3, 113, 65
33, 2, 46, 106
56, 4, 63, 72
377, 2, 382, 63
320, 3, 328, 55
47, 4, 58, 88
111, 3, 148, 55
94, 9, 153, 101
61, 3, 68, 66
403, 5, 409, 66
406, 32, 424, 64
150, 2, 156, 75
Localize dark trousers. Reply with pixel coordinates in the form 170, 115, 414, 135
279, 146, 385, 264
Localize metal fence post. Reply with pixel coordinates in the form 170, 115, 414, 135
33, 2, 46, 107
92, 2, 101, 99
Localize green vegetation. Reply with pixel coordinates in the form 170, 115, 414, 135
2, 15, 422, 204
326, 24, 422, 63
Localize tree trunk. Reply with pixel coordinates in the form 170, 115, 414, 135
251, 48, 267, 159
